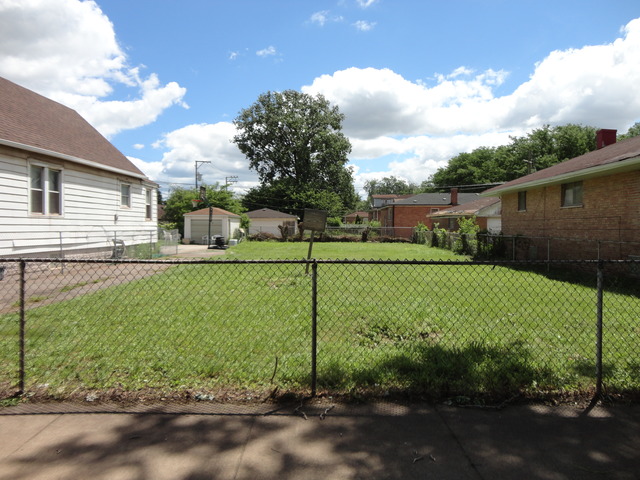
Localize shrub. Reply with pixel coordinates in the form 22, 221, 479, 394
412, 222, 429, 244
248, 232, 279, 241
431, 223, 447, 248
453, 217, 479, 256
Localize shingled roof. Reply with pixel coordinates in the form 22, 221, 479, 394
430, 196, 500, 217
185, 207, 240, 217
392, 192, 480, 206
246, 208, 297, 219
0, 76, 145, 177
484, 135, 640, 196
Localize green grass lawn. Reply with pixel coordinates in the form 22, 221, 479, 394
1, 241, 638, 401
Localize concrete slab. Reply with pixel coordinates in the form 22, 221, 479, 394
237, 404, 478, 480
0, 413, 254, 480
437, 404, 640, 480
1, 402, 639, 480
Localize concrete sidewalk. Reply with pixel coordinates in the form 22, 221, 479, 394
1, 401, 639, 479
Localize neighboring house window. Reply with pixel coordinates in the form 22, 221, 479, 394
430, 208, 439, 214
120, 183, 131, 208
29, 164, 62, 215
145, 188, 153, 220
518, 191, 527, 211
561, 181, 583, 207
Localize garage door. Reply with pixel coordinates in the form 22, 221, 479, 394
191, 219, 223, 243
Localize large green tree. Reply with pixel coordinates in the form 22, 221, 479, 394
429, 124, 598, 188
233, 90, 357, 217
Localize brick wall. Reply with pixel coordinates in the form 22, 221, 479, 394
501, 169, 640, 259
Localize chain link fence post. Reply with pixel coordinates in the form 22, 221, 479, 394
595, 260, 604, 400
311, 260, 318, 397
18, 260, 26, 394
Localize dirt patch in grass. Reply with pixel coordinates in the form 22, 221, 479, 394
0, 262, 172, 315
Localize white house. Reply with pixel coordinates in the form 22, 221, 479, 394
183, 207, 241, 244
0, 76, 158, 258
246, 208, 298, 236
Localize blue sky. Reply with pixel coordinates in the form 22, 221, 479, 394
1, 0, 640, 198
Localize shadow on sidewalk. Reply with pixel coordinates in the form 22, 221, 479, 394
1, 402, 639, 480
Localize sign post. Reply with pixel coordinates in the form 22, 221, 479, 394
303, 209, 327, 274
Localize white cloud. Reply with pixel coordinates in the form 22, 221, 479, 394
257, 46, 277, 57
133, 144, 145, 150
149, 122, 257, 189
310, 10, 330, 26
309, 10, 344, 26
0, 0, 187, 138
356, 0, 378, 8
301, 17, 640, 185
353, 20, 376, 31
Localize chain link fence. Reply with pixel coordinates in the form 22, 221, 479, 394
1, 258, 638, 404
413, 230, 640, 262
0, 229, 181, 261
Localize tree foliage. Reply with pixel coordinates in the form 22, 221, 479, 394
363, 176, 419, 203
619, 122, 640, 140
241, 179, 345, 219
233, 90, 357, 217
429, 124, 598, 188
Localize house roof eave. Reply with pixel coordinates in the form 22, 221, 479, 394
481, 155, 640, 197
0, 138, 150, 181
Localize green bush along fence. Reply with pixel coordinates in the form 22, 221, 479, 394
0, 258, 638, 402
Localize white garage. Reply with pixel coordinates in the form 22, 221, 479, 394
184, 207, 241, 245
246, 208, 298, 237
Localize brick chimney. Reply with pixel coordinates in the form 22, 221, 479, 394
596, 129, 617, 149
450, 187, 458, 206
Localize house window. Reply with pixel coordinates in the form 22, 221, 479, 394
561, 181, 583, 207
120, 183, 131, 208
430, 208, 440, 214
145, 188, 153, 220
518, 191, 527, 211
29, 164, 62, 215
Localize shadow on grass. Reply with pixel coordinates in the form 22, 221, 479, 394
572, 358, 640, 397
317, 341, 557, 401
502, 262, 640, 299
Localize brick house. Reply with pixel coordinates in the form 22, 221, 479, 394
369, 194, 413, 222
482, 129, 640, 260
344, 211, 370, 223
377, 189, 480, 238
429, 196, 502, 233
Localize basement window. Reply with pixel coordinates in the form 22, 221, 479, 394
561, 181, 583, 207
517, 191, 527, 212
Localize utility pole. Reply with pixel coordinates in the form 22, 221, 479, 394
195, 161, 211, 190
225, 175, 238, 191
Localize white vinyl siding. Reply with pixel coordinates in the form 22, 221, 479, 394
0, 151, 158, 257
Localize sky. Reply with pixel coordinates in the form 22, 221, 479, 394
1, 0, 640, 199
